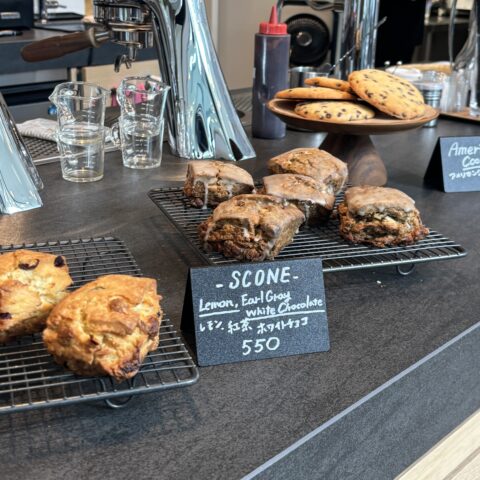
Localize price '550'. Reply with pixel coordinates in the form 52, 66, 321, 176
242, 337, 280, 356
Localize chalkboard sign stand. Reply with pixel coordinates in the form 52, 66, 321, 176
181, 259, 330, 367
424, 139, 444, 190
424, 136, 480, 192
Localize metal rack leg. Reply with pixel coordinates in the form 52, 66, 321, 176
103, 396, 135, 409
396, 264, 416, 276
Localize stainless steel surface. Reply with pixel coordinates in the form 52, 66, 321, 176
39, 0, 67, 23
339, 0, 380, 78
93, 0, 255, 161
0, 237, 199, 414
0, 92, 43, 215
290, 66, 327, 87
149, 187, 466, 272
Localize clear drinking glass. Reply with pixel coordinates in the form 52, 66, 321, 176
114, 76, 170, 169
49, 82, 109, 182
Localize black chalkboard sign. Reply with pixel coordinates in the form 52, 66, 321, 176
181, 258, 330, 366
425, 136, 480, 192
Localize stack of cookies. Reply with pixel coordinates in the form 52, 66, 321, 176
274, 69, 427, 123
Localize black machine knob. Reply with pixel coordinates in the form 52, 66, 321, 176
286, 14, 330, 66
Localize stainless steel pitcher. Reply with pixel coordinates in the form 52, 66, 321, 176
339, 0, 380, 78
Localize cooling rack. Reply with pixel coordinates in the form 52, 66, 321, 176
148, 188, 466, 273
0, 237, 198, 414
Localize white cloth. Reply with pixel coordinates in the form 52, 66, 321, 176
17, 119, 58, 142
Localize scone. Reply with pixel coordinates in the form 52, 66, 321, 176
348, 69, 425, 120
43, 275, 162, 382
261, 174, 335, 225
0, 250, 72, 343
198, 194, 305, 261
268, 148, 348, 195
304, 76, 354, 93
338, 186, 429, 247
184, 160, 255, 208
294, 101, 375, 122
274, 87, 356, 101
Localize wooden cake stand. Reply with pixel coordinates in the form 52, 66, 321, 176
267, 99, 439, 186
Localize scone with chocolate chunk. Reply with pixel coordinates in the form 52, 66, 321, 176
198, 194, 305, 261
268, 148, 348, 195
184, 160, 255, 208
43, 275, 162, 382
262, 174, 335, 225
0, 250, 72, 343
338, 186, 429, 247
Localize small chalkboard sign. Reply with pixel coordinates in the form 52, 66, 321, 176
425, 136, 480, 192
181, 258, 330, 367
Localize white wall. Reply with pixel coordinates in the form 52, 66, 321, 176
206, 0, 274, 90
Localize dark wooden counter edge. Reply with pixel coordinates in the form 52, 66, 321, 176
245, 321, 480, 479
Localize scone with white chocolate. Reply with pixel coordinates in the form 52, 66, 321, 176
0, 250, 72, 343
43, 275, 162, 382
338, 186, 429, 247
262, 174, 335, 225
268, 148, 348, 195
184, 160, 255, 208
198, 194, 305, 261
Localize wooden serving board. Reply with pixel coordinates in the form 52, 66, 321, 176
440, 108, 480, 123
268, 99, 438, 136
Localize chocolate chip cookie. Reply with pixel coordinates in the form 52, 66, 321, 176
275, 87, 356, 101
294, 101, 375, 122
348, 69, 425, 120
304, 77, 354, 93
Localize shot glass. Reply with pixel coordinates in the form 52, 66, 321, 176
49, 82, 109, 182
114, 76, 170, 169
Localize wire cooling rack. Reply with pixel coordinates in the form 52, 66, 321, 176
0, 237, 198, 414
148, 187, 467, 273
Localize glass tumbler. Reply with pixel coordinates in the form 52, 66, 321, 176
114, 76, 170, 169
413, 71, 446, 128
49, 82, 109, 182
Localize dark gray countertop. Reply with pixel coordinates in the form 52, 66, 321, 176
0, 120, 479, 479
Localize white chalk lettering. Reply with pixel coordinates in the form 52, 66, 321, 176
199, 298, 235, 312
228, 267, 292, 290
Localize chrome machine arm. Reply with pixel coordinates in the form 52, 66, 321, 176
94, 0, 255, 161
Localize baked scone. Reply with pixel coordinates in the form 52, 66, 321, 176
338, 186, 429, 247
348, 69, 425, 120
261, 174, 335, 225
198, 194, 305, 261
184, 160, 255, 208
0, 250, 72, 343
268, 148, 348, 195
43, 275, 162, 382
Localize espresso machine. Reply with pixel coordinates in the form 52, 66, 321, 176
22, 0, 255, 162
